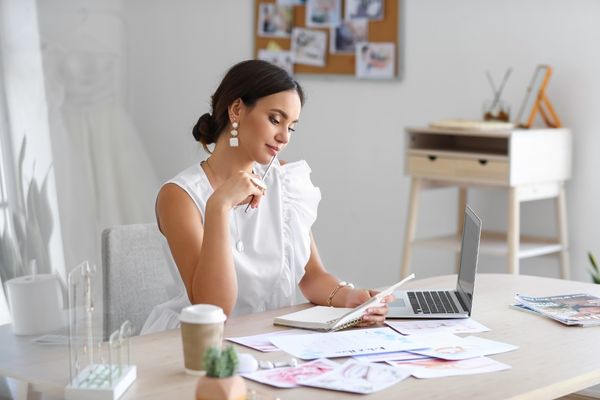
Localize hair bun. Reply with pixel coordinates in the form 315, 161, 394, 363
193, 113, 217, 142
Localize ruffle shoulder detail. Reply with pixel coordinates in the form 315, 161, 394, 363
280, 160, 321, 284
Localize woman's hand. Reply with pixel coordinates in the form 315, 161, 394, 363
343, 289, 394, 327
209, 171, 266, 210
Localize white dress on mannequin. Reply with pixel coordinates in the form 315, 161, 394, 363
38, 1, 159, 268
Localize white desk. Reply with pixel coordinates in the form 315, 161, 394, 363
402, 126, 572, 278
1, 274, 600, 399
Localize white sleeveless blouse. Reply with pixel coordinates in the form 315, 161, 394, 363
140, 160, 321, 334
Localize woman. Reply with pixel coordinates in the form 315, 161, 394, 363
150, 60, 390, 331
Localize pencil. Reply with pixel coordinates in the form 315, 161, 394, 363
245, 154, 277, 213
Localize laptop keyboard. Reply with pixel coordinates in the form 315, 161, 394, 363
407, 291, 466, 314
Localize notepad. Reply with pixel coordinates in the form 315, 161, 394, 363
274, 274, 415, 332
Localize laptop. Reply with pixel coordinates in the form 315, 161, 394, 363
387, 205, 482, 319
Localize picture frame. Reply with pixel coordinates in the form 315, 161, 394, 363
290, 27, 327, 66
515, 65, 561, 129
355, 42, 395, 79
330, 19, 368, 54
305, 0, 342, 28
345, 0, 384, 21
258, 3, 294, 38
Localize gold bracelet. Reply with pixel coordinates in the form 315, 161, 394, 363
327, 281, 354, 307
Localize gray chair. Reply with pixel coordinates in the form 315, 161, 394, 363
102, 223, 175, 339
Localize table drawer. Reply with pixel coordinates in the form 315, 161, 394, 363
407, 154, 509, 184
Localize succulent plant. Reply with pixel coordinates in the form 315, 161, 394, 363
588, 252, 600, 284
203, 346, 238, 378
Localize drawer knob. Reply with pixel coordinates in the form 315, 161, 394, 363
427, 155, 437, 161
478, 159, 488, 165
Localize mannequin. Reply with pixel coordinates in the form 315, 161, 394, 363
38, 0, 159, 268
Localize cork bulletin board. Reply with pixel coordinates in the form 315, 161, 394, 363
254, 0, 399, 78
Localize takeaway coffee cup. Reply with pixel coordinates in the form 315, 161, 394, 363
180, 304, 227, 375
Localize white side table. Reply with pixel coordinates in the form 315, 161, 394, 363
401, 126, 572, 278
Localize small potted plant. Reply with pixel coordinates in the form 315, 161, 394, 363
588, 252, 600, 284
196, 346, 247, 400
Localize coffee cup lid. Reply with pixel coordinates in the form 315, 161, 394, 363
179, 304, 226, 324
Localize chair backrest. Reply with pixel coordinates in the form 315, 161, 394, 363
102, 223, 173, 339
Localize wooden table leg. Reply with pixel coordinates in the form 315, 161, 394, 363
507, 187, 520, 274
401, 177, 422, 278
557, 184, 570, 279
455, 187, 468, 273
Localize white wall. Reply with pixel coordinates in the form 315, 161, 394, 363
125, 0, 600, 290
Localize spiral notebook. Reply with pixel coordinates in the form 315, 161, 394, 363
273, 274, 415, 332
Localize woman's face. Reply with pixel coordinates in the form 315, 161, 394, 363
238, 90, 301, 164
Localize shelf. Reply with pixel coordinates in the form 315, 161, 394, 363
408, 149, 508, 161
412, 231, 563, 259
406, 126, 514, 138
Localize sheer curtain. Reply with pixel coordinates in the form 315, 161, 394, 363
37, 0, 160, 270
1, 0, 160, 324
0, 0, 66, 323
0, 47, 14, 325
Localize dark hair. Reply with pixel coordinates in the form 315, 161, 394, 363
192, 60, 305, 152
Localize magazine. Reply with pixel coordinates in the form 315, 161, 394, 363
513, 293, 600, 327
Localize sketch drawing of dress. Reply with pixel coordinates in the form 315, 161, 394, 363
38, 0, 159, 268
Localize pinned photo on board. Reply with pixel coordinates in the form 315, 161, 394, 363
331, 18, 368, 53
355, 42, 395, 79
306, 0, 341, 28
258, 3, 294, 38
345, 0, 384, 20
277, 0, 306, 5
291, 28, 327, 66
258, 49, 294, 75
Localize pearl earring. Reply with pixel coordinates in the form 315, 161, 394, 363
230, 122, 239, 147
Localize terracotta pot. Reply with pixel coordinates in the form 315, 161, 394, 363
195, 375, 247, 400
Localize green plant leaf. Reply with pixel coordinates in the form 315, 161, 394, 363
16, 136, 27, 212
587, 267, 600, 284
0, 226, 21, 282
589, 252, 599, 272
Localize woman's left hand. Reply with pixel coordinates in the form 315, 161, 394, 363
343, 289, 394, 327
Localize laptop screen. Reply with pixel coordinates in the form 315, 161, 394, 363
456, 206, 482, 312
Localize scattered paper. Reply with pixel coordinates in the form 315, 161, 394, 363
226, 329, 312, 352
386, 318, 490, 335
353, 350, 429, 363
299, 360, 411, 394
388, 356, 511, 379
241, 358, 338, 388
408, 334, 518, 361
269, 327, 426, 360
